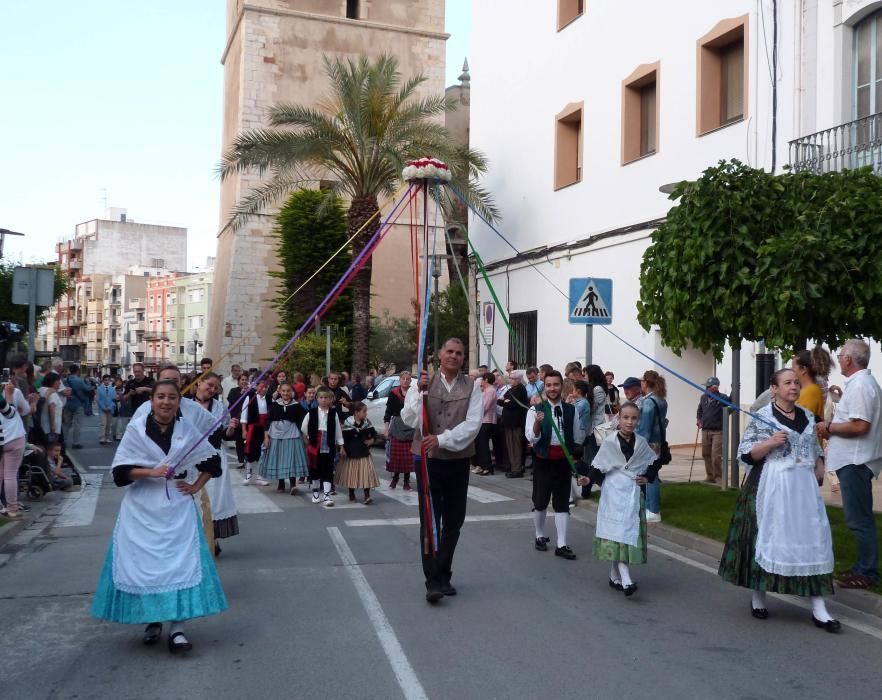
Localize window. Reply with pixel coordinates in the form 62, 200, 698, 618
346, 0, 359, 20
854, 11, 882, 119
554, 102, 583, 189
188, 288, 204, 303
151, 258, 165, 268
557, 0, 584, 31
168, 293, 176, 305
508, 311, 538, 369
179, 345, 185, 355
622, 62, 660, 164
187, 316, 204, 330
137, 312, 144, 321
697, 16, 748, 135
148, 295, 154, 311
168, 318, 176, 331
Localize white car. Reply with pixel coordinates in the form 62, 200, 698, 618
365, 375, 400, 442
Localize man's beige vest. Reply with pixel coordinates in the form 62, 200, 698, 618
411, 372, 476, 460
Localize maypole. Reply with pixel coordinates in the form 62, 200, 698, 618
403, 157, 452, 559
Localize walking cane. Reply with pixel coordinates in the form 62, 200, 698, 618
688, 426, 700, 483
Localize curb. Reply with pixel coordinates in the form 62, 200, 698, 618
571, 497, 882, 622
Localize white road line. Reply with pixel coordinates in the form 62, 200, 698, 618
378, 479, 512, 506
345, 513, 533, 528
647, 543, 882, 641
328, 526, 428, 700
231, 479, 283, 514
84, 465, 113, 470
53, 474, 104, 527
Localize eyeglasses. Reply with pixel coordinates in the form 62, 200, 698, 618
837, 354, 848, 360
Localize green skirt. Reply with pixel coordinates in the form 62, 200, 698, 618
593, 494, 647, 564
718, 465, 833, 596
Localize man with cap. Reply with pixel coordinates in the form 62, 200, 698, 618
697, 377, 729, 483
611, 377, 643, 428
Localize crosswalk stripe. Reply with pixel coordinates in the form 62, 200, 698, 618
230, 477, 284, 514
53, 474, 105, 527
376, 478, 512, 505
345, 513, 533, 528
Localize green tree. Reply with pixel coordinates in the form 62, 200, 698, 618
638, 159, 882, 357
275, 333, 349, 379
426, 284, 470, 360
370, 311, 416, 371
220, 54, 499, 374
270, 189, 351, 349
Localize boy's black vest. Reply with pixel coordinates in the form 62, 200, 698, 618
533, 401, 577, 459
307, 407, 339, 447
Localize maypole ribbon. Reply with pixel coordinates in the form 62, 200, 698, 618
181, 182, 410, 396
447, 185, 783, 434
170, 182, 417, 469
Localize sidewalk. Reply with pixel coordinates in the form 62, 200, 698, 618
667, 444, 882, 513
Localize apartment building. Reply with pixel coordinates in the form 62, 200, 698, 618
471, 0, 882, 442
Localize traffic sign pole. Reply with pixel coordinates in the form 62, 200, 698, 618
585, 325, 593, 366
27, 267, 36, 363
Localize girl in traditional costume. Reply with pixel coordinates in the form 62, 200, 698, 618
189, 372, 241, 556
583, 401, 659, 596
92, 380, 228, 653
241, 380, 270, 485
336, 401, 380, 504
259, 382, 308, 493
718, 369, 839, 632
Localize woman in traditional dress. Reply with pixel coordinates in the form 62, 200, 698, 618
336, 401, 380, 503
259, 382, 309, 493
91, 380, 227, 652
384, 371, 413, 489
718, 368, 840, 632
189, 372, 241, 556
583, 402, 659, 595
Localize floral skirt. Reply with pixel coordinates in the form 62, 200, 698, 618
387, 437, 414, 473
91, 519, 228, 624
336, 456, 380, 489
259, 437, 309, 480
718, 465, 834, 596
592, 494, 647, 565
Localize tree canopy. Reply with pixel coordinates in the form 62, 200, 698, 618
638, 160, 882, 357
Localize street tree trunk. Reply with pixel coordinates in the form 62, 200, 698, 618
347, 194, 381, 375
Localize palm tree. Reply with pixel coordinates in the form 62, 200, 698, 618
220, 54, 499, 374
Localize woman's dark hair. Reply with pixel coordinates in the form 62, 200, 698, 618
585, 364, 606, 392
482, 372, 495, 384
642, 370, 667, 399
792, 350, 816, 379
573, 380, 590, 397
770, 367, 796, 387
42, 371, 61, 389
350, 400, 367, 414
151, 379, 182, 397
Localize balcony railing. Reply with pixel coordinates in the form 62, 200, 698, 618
789, 112, 882, 174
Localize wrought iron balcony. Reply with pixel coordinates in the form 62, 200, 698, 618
789, 112, 882, 174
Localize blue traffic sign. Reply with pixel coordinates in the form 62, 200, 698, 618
569, 278, 613, 324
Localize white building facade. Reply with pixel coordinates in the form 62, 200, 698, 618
471, 0, 882, 444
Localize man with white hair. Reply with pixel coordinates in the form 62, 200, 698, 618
817, 339, 882, 589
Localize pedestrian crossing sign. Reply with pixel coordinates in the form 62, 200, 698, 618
569, 278, 613, 324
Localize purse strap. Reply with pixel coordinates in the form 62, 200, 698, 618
648, 396, 666, 442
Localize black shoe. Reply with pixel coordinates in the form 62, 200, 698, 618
751, 606, 769, 620
555, 545, 576, 560
214, 542, 221, 557
142, 622, 162, 645
168, 631, 193, 653
441, 582, 457, 596
535, 538, 548, 552
506, 471, 524, 478
425, 584, 444, 604
623, 583, 638, 597
609, 578, 624, 591
813, 615, 842, 633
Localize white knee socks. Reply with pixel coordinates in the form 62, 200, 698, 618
322, 481, 332, 496
533, 510, 547, 539
811, 596, 833, 622
752, 590, 767, 611
554, 512, 568, 548
618, 562, 633, 587
609, 563, 620, 583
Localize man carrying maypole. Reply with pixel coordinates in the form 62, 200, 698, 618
401, 337, 483, 603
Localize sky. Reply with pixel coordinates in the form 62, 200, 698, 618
0, 0, 471, 268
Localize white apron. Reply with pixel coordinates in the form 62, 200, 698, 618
111, 412, 218, 594
592, 432, 658, 547
186, 398, 238, 522
746, 406, 833, 577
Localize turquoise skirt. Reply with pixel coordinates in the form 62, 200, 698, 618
91, 519, 228, 624
259, 437, 309, 479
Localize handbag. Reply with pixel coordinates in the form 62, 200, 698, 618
592, 401, 614, 444
388, 415, 415, 442
648, 397, 672, 467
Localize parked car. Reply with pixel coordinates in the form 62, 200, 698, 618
365, 374, 400, 442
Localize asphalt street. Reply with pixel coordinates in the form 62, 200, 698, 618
2, 414, 881, 700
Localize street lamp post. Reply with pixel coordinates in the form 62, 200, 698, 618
192, 330, 203, 375
432, 255, 442, 370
